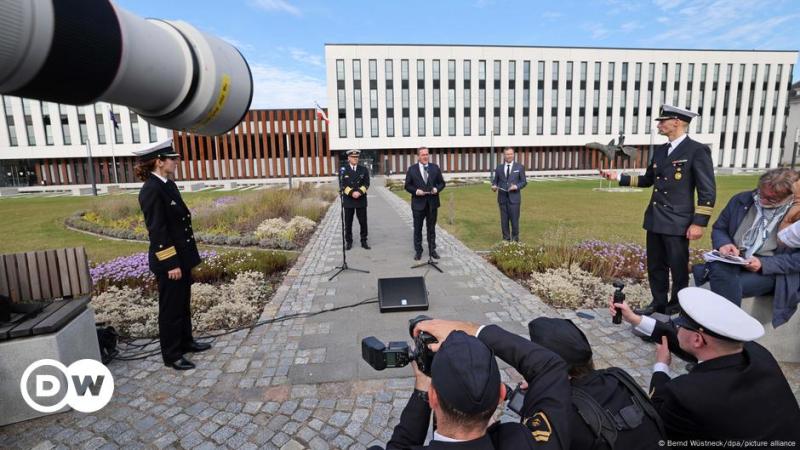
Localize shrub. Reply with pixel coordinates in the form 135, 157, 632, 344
91, 271, 274, 337
526, 264, 650, 309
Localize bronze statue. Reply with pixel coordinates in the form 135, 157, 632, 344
587, 133, 638, 162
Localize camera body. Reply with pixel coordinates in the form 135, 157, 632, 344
361, 315, 438, 376
612, 281, 626, 324
504, 383, 527, 416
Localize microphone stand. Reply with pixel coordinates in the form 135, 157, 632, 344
329, 166, 370, 281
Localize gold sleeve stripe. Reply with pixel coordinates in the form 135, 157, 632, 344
695, 206, 714, 215
359, 186, 367, 193
344, 187, 352, 195
155, 246, 177, 261
630, 175, 638, 186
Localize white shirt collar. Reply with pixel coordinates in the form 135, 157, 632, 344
668, 134, 688, 151
433, 431, 466, 443
151, 171, 168, 183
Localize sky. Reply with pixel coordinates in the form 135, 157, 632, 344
116, 0, 800, 109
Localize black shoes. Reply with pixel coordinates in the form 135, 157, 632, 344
665, 301, 681, 316
430, 250, 440, 259
184, 341, 212, 353
414, 252, 422, 261
633, 303, 664, 316
165, 357, 195, 371
361, 242, 371, 250
346, 242, 353, 250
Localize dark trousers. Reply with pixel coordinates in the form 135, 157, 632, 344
646, 231, 690, 309
156, 269, 194, 363
707, 261, 775, 306
499, 202, 521, 241
344, 207, 368, 244
412, 204, 438, 253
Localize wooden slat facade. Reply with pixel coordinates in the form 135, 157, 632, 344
173, 108, 334, 180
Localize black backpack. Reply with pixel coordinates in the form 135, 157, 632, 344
571, 367, 665, 450
96, 325, 119, 364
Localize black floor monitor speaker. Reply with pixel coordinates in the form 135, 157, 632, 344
378, 276, 429, 312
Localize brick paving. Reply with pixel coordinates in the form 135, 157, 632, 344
1, 180, 797, 449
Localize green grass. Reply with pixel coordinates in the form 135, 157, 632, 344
0, 190, 295, 264
395, 174, 761, 251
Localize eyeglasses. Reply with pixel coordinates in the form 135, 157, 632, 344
675, 321, 707, 345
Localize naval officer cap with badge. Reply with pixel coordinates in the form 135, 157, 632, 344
134, 138, 210, 371
612, 287, 800, 440
374, 318, 572, 449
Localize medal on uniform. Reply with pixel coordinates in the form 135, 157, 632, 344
675, 171, 682, 180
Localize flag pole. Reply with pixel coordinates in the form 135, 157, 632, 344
107, 105, 119, 184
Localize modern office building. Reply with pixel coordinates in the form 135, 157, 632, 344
2, 44, 797, 186
0, 96, 172, 186
325, 44, 797, 174
0, 95, 332, 186
782, 81, 800, 165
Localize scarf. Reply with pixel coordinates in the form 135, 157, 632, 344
741, 192, 792, 259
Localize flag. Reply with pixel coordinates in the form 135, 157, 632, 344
109, 110, 119, 129
314, 102, 328, 122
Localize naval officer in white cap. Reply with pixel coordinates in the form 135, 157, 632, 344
134, 139, 211, 370
610, 287, 800, 441
601, 105, 716, 317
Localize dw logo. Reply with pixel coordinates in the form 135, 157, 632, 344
20, 359, 114, 413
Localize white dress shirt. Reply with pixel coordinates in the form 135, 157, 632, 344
667, 133, 688, 156
779, 222, 800, 248
151, 171, 168, 183
418, 162, 429, 183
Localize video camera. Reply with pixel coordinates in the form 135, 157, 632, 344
361, 315, 438, 376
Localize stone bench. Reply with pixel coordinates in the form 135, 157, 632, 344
184, 183, 205, 192
740, 296, 800, 363
0, 247, 101, 426
71, 187, 94, 196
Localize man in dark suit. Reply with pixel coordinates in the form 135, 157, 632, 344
404, 147, 446, 260
134, 139, 211, 371
601, 105, 716, 316
339, 149, 371, 250
370, 319, 571, 450
612, 287, 800, 441
492, 147, 527, 241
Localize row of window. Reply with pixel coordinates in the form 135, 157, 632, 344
1, 97, 158, 147
334, 58, 793, 140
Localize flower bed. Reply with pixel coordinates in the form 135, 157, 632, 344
489, 240, 707, 309
90, 249, 291, 336
67, 184, 336, 249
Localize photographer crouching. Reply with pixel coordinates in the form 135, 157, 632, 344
367, 319, 571, 450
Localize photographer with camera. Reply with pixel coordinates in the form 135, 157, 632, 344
370, 319, 571, 450
610, 287, 800, 441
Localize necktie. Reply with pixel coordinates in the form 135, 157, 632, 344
423, 165, 429, 183
505, 164, 510, 179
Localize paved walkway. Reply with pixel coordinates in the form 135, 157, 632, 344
2, 181, 798, 449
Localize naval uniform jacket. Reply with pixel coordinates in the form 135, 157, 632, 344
339, 164, 371, 209
384, 325, 571, 450
648, 320, 800, 441
138, 174, 201, 274
620, 137, 716, 236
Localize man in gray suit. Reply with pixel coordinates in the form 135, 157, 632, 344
491, 147, 527, 241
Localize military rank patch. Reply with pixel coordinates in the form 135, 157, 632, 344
524, 411, 552, 443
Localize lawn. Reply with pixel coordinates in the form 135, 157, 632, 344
394, 174, 762, 251
0, 190, 296, 264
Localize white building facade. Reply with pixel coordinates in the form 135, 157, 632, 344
0, 95, 172, 186
326, 44, 797, 174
